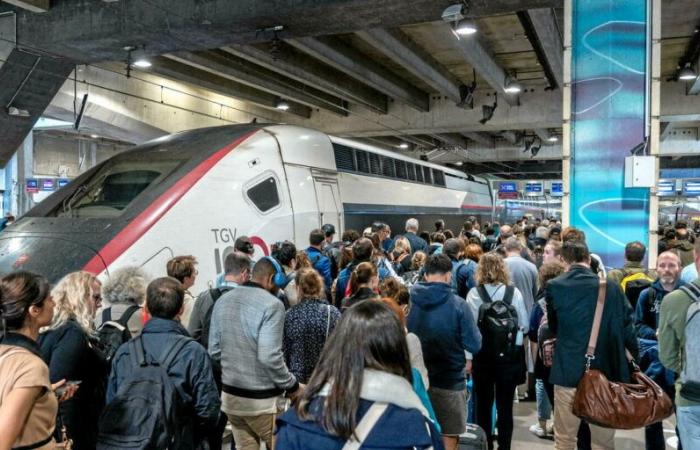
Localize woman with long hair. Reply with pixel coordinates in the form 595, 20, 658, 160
38, 271, 110, 450
341, 262, 379, 311
465, 253, 529, 450
276, 300, 444, 449
0, 271, 77, 450
283, 268, 341, 384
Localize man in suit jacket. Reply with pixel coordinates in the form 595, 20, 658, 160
546, 240, 638, 450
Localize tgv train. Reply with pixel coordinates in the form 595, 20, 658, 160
0, 124, 498, 293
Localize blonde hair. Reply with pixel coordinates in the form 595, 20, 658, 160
393, 236, 411, 255
410, 251, 427, 270
48, 271, 98, 335
295, 268, 324, 300
476, 253, 510, 285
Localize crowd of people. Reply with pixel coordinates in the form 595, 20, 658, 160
0, 215, 698, 450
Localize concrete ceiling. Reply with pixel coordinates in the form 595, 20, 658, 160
1, 0, 699, 180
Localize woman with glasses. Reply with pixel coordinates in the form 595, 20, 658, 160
38, 271, 109, 450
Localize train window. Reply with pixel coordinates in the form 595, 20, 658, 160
381, 156, 395, 177
406, 163, 416, 181
416, 164, 424, 182
423, 166, 432, 184
356, 150, 370, 174
395, 160, 407, 179
246, 177, 280, 213
333, 144, 355, 171
432, 169, 445, 186
369, 153, 381, 175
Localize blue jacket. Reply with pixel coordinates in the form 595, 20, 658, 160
336, 260, 390, 303
635, 279, 685, 340
107, 318, 221, 433
450, 258, 477, 299
407, 282, 482, 390
403, 232, 428, 254
275, 397, 444, 450
306, 246, 333, 292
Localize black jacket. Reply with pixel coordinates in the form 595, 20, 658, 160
39, 320, 109, 450
545, 265, 638, 388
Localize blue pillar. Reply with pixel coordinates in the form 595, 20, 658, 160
569, 0, 650, 268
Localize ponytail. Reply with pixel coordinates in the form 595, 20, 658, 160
348, 262, 378, 297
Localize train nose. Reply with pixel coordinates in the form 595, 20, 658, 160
0, 234, 107, 283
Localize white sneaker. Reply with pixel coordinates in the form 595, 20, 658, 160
529, 423, 547, 438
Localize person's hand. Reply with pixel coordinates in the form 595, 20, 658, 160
466, 360, 473, 375
52, 379, 79, 403
288, 384, 305, 405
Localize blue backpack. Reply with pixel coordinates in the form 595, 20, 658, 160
97, 336, 192, 450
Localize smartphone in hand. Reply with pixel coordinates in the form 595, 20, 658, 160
55, 380, 81, 397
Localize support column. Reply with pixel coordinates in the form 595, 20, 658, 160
15, 132, 33, 216
566, 0, 651, 268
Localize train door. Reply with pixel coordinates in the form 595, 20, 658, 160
313, 173, 342, 232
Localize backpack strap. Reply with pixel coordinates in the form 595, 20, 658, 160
117, 305, 141, 328
101, 307, 112, 324
129, 337, 147, 368
477, 285, 492, 304
502, 285, 514, 305
681, 283, 700, 303
209, 288, 223, 303
161, 336, 193, 369
341, 402, 389, 450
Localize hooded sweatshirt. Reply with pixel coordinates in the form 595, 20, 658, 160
407, 282, 482, 390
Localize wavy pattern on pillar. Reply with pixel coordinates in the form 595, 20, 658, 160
570, 0, 649, 268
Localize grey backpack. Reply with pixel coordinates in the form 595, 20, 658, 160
679, 283, 700, 402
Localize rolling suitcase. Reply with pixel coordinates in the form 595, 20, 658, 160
459, 423, 487, 450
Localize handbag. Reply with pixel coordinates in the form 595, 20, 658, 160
571, 278, 674, 429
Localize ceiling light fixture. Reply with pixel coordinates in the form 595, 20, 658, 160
275, 100, 290, 111
504, 74, 522, 94
442, 3, 477, 38
678, 62, 697, 81
6, 106, 30, 117
548, 135, 558, 142
399, 142, 409, 149
455, 161, 464, 166
90, 134, 99, 139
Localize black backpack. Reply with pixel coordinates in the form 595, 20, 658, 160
97, 305, 140, 363
620, 270, 655, 310
97, 335, 192, 450
200, 287, 233, 349
476, 285, 520, 365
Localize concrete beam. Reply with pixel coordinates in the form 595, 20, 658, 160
462, 132, 493, 147
434, 133, 468, 148
661, 81, 700, 121
223, 43, 388, 113
660, 122, 674, 141
3, 0, 48, 12
355, 28, 461, 103
519, 9, 563, 89
0, 50, 73, 166
12, 0, 560, 63
430, 24, 519, 106
149, 56, 311, 118
166, 50, 348, 116
501, 130, 522, 144
287, 36, 430, 112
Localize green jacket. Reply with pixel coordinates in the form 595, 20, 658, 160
658, 278, 700, 407
607, 262, 655, 286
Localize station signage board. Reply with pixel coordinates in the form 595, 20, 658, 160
57, 179, 70, 188
498, 182, 517, 193
550, 181, 564, 197
657, 180, 675, 196
525, 181, 543, 196
684, 180, 700, 196
25, 179, 39, 193
40, 179, 55, 191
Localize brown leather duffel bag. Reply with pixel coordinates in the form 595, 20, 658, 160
572, 279, 674, 430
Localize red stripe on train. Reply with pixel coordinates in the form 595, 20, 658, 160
83, 131, 258, 274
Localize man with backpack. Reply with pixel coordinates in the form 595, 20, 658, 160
407, 253, 482, 450
659, 238, 700, 448
635, 250, 684, 450
305, 228, 333, 294
608, 241, 656, 309
187, 251, 251, 343
100, 277, 221, 450
443, 238, 476, 299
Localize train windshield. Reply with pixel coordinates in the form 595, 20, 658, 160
49, 159, 182, 218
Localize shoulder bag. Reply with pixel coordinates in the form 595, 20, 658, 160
572, 278, 674, 429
